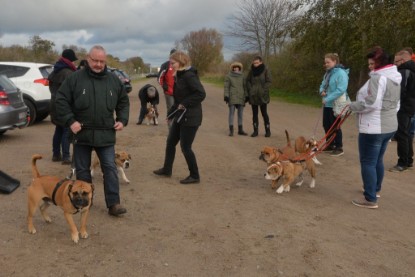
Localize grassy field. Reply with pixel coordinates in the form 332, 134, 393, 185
201, 76, 322, 108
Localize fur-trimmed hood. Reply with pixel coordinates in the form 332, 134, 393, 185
230, 62, 243, 71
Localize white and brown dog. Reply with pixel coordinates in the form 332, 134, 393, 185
145, 104, 158, 125
264, 159, 316, 194
91, 150, 132, 183
27, 154, 94, 243
294, 136, 322, 165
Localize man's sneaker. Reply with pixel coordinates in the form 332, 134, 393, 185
352, 197, 378, 209
108, 204, 127, 216
330, 149, 344, 156
322, 145, 336, 152
61, 159, 72, 165
180, 176, 200, 184
52, 155, 62, 162
389, 165, 408, 172
407, 163, 413, 169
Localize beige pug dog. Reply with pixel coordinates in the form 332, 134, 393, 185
27, 154, 94, 243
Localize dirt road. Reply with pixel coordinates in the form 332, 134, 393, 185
0, 79, 414, 276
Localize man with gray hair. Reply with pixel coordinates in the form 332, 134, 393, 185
55, 45, 130, 216
137, 84, 160, 125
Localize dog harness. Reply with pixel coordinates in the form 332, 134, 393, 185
51, 179, 94, 214
52, 179, 74, 206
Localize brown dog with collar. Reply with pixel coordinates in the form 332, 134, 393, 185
27, 154, 94, 243
264, 159, 316, 194
259, 130, 296, 164
294, 136, 322, 165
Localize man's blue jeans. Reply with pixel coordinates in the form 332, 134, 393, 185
52, 125, 70, 160
358, 132, 395, 202
74, 144, 119, 208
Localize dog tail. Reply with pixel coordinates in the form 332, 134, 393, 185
31, 154, 42, 178
285, 129, 291, 147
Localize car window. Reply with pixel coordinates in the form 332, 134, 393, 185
0, 65, 30, 78
39, 66, 53, 78
120, 71, 130, 79
0, 74, 18, 90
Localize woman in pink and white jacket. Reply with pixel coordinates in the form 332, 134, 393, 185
349, 46, 401, 209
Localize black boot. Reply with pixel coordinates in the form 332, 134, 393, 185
251, 123, 258, 137
238, 125, 247, 136
265, 124, 271, 137
229, 125, 234, 136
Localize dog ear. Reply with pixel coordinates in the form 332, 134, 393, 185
115, 153, 120, 158
128, 154, 131, 159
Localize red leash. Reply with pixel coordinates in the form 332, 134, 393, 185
290, 105, 352, 162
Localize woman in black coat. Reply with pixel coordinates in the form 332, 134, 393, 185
153, 51, 206, 184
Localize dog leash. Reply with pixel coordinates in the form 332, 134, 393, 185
166, 108, 187, 123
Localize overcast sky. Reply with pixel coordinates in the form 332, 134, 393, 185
0, 0, 240, 67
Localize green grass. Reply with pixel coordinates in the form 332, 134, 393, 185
270, 89, 322, 107
201, 76, 322, 108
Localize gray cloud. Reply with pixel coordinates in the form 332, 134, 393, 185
0, 0, 239, 66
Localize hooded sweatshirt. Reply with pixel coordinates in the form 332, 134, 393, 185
349, 65, 402, 134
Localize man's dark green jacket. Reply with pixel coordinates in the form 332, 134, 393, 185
55, 67, 130, 147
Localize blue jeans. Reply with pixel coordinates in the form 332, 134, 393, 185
52, 125, 70, 160
358, 132, 395, 202
228, 104, 244, 126
410, 116, 415, 137
74, 144, 120, 208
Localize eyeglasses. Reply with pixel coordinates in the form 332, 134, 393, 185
88, 56, 106, 65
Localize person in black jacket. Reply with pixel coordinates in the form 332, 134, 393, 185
153, 51, 206, 184
48, 49, 78, 164
389, 49, 415, 172
55, 45, 130, 216
136, 84, 159, 125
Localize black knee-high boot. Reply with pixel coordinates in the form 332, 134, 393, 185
251, 123, 258, 137
265, 124, 271, 137
238, 125, 247, 135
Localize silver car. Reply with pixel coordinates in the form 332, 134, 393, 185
0, 74, 28, 135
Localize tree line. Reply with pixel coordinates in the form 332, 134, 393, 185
227, 0, 415, 97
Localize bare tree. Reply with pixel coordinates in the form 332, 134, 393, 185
177, 28, 223, 75
226, 0, 299, 62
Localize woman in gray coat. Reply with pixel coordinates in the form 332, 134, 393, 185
224, 62, 248, 136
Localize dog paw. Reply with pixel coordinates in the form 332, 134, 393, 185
309, 179, 316, 188
28, 228, 37, 234
71, 233, 80, 243
295, 180, 304, 187
284, 186, 290, 192
44, 216, 52, 223
80, 232, 89, 239
276, 186, 284, 194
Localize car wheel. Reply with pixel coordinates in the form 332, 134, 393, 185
24, 99, 37, 125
